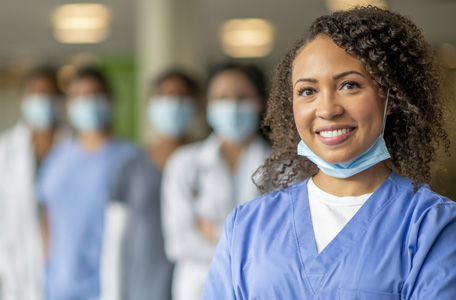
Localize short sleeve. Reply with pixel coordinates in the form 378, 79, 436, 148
201, 209, 237, 300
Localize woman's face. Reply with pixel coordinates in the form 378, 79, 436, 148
207, 70, 261, 108
66, 76, 112, 133
206, 69, 263, 143
67, 77, 106, 101
156, 76, 192, 97
25, 76, 59, 96
292, 36, 385, 164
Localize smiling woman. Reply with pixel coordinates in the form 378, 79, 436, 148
256, 7, 451, 191
201, 6, 456, 300
293, 37, 386, 164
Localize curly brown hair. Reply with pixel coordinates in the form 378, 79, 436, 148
254, 6, 451, 193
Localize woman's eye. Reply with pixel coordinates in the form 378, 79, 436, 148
341, 81, 360, 90
299, 88, 315, 96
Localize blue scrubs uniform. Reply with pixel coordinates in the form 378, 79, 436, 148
37, 139, 136, 300
202, 171, 456, 299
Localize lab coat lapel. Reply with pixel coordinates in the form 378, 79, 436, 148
292, 171, 399, 296
11, 122, 36, 201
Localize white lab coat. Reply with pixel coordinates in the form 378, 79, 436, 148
0, 121, 68, 300
161, 133, 270, 300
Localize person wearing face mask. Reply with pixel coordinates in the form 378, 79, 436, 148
0, 68, 68, 300
202, 7, 456, 300
101, 70, 201, 300
161, 63, 271, 300
36, 67, 136, 300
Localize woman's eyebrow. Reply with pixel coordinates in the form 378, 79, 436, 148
333, 70, 365, 80
294, 70, 365, 87
294, 78, 317, 87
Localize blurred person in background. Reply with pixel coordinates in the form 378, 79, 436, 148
161, 63, 271, 300
103, 69, 201, 300
0, 68, 67, 300
36, 67, 136, 300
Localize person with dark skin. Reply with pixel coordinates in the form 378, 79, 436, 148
0, 68, 66, 300
202, 6, 456, 299
104, 70, 201, 300
37, 68, 136, 300
162, 63, 271, 300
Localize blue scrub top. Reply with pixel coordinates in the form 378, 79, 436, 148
37, 138, 136, 300
202, 171, 456, 299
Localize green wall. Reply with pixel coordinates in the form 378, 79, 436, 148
99, 55, 139, 141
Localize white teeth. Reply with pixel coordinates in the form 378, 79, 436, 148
320, 128, 352, 138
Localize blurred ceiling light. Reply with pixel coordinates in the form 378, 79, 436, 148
440, 43, 456, 69
53, 4, 111, 44
325, 0, 387, 12
221, 18, 275, 58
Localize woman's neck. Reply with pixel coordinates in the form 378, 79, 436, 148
149, 136, 187, 171
78, 131, 111, 151
32, 129, 55, 160
221, 139, 249, 173
312, 161, 391, 197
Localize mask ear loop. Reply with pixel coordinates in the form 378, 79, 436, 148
381, 88, 390, 137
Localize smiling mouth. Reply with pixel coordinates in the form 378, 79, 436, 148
318, 127, 355, 138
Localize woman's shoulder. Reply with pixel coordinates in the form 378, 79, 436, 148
115, 147, 150, 171
229, 180, 308, 224
109, 138, 138, 154
390, 172, 455, 205
389, 172, 456, 225
171, 139, 206, 157
411, 184, 456, 219
165, 135, 217, 166
45, 138, 75, 158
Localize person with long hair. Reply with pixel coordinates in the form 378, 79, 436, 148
161, 63, 271, 300
202, 6, 456, 299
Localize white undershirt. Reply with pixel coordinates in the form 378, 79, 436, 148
307, 178, 373, 253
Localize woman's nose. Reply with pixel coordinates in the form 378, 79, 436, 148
315, 91, 344, 119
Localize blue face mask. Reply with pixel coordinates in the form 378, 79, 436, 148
21, 94, 59, 130
147, 95, 196, 139
67, 94, 111, 132
207, 99, 260, 144
297, 91, 391, 178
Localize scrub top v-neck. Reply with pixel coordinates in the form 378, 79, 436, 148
201, 171, 456, 300
294, 173, 394, 296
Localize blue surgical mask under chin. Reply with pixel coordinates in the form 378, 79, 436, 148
67, 95, 112, 132
147, 95, 196, 139
207, 99, 259, 144
297, 136, 390, 178
297, 90, 391, 179
21, 94, 59, 130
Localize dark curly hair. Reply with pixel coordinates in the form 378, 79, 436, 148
254, 6, 451, 193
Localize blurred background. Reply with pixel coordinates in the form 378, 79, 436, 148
0, 0, 455, 196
